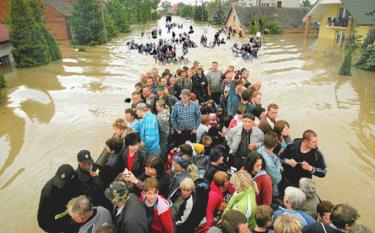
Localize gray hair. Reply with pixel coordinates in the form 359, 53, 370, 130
299, 178, 317, 199
180, 177, 195, 190
66, 195, 93, 218
284, 186, 306, 210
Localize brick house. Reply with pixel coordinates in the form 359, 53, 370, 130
0, 0, 73, 41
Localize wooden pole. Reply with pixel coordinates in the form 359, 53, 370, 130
343, 16, 353, 47
304, 15, 311, 39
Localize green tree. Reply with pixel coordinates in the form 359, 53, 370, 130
302, 0, 311, 7
104, 7, 119, 38
178, 4, 193, 18
107, 0, 130, 33
71, 0, 107, 45
9, 0, 51, 68
0, 71, 5, 96
212, 4, 225, 25
29, 0, 61, 61
160, 1, 172, 15
356, 26, 375, 71
193, 5, 208, 21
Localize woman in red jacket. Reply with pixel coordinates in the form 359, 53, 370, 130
141, 177, 174, 233
205, 171, 230, 229
244, 152, 273, 206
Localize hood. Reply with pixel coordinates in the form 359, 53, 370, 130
253, 170, 268, 180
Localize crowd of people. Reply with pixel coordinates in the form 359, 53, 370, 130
37, 61, 371, 233
232, 37, 262, 60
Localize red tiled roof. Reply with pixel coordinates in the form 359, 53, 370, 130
0, 23, 9, 42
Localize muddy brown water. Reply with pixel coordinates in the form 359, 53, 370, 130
0, 17, 374, 231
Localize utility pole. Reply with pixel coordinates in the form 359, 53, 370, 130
257, 0, 261, 33
98, 0, 108, 42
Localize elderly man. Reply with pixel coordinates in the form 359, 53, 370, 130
171, 89, 201, 146
206, 61, 223, 105
258, 103, 279, 134
37, 164, 82, 233
67, 195, 112, 233
225, 113, 264, 169
133, 103, 160, 157
105, 181, 148, 233
279, 130, 327, 196
130, 91, 143, 111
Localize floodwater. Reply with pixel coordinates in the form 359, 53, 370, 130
0, 16, 374, 231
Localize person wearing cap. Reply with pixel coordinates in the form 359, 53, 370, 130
151, 83, 175, 114
133, 102, 161, 157
168, 156, 190, 197
37, 164, 82, 233
192, 65, 208, 103
105, 181, 148, 233
76, 150, 105, 207
225, 112, 264, 169
171, 88, 201, 147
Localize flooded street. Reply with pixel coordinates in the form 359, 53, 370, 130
0, 17, 374, 231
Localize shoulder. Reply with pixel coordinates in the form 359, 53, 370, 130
157, 196, 171, 215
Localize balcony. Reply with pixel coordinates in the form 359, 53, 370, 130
327, 16, 349, 28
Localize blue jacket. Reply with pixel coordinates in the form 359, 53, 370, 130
227, 81, 240, 116
134, 111, 160, 155
273, 207, 315, 229
257, 146, 282, 196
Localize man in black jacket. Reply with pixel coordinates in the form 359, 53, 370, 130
279, 130, 327, 196
76, 150, 105, 207
105, 181, 148, 233
37, 164, 82, 233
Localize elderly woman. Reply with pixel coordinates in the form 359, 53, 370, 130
169, 177, 202, 233
223, 170, 257, 230
272, 187, 315, 228
273, 120, 291, 155
299, 178, 320, 218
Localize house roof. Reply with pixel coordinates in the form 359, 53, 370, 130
303, 0, 375, 25
44, 0, 73, 17
0, 23, 9, 43
341, 0, 375, 25
225, 5, 309, 29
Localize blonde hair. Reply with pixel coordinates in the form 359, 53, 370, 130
274, 215, 301, 233
180, 177, 195, 190
230, 170, 254, 192
213, 171, 229, 187
112, 118, 127, 130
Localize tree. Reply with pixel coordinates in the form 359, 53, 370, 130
107, 0, 130, 33
71, 0, 107, 45
212, 3, 225, 25
193, 5, 208, 21
160, 1, 172, 15
104, 7, 119, 38
339, 38, 353, 75
29, 0, 61, 61
9, 0, 51, 68
178, 4, 193, 18
0, 71, 5, 96
302, 0, 311, 7
356, 26, 375, 71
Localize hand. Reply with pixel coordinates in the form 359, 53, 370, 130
90, 171, 98, 177
286, 159, 297, 167
248, 143, 257, 150
176, 129, 182, 134
122, 171, 138, 184
191, 129, 196, 134
301, 161, 313, 172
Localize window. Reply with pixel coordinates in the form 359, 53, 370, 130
277, 1, 282, 8
338, 7, 346, 18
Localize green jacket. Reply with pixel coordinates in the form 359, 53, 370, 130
223, 187, 257, 230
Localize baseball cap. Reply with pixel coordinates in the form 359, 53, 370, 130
53, 164, 76, 188
180, 89, 191, 97
173, 157, 189, 169
105, 181, 130, 203
77, 150, 93, 163
135, 102, 148, 110
156, 83, 165, 91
